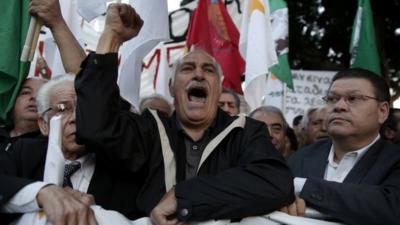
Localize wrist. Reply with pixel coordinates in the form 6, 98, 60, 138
96, 28, 123, 54
49, 18, 68, 33
36, 184, 54, 208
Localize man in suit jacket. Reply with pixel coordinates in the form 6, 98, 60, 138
284, 68, 400, 225
0, 74, 144, 225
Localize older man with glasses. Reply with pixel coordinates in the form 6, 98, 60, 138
282, 68, 400, 225
0, 74, 145, 225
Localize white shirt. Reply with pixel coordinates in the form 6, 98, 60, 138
1, 153, 95, 213
294, 135, 380, 194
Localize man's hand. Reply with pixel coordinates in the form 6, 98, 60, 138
150, 187, 184, 225
36, 185, 98, 225
105, 3, 143, 42
97, 3, 144, 53
280, 196, 306, 217
29, 0, 64, 30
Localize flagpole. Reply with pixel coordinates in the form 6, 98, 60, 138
21, 16, 42, 62
21, 17, 36, 62
28, 20, 42, 61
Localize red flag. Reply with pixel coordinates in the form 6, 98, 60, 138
186, 0, 245, 94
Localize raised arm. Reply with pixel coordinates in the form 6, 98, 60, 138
96, 3, 143, 54
75, 4, 147, 172
29, 0, 86, 74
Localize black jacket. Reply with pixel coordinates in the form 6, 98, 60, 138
75, 53, 295, 222
0, 127, 42, 152
288, 139, 400, 225
0, 137, 146, 224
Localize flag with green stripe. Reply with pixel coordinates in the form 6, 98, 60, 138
350, 0, 381, 75
269, 0, 293, 89
0, 0, 31, 126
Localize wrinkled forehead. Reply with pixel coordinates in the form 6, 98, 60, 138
180, 49, 217, 66
49, 81, 76, 103
220, 93, 236, 102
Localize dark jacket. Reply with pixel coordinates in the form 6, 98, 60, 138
0, 127, 42, 152
75, 53, 295, 222
0, 137, 146, 224
288, 139, 400, 225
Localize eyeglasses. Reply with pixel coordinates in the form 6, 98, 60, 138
42, 102, 75, 117
322, 94, 381, 106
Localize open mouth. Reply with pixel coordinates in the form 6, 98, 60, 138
187, 86, 208, 104
27, 105, 37, 112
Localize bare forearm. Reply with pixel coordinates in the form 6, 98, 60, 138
51, 21, 86, 74
96, 28, 122, 54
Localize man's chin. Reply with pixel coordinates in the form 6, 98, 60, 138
316, 135, 329, 141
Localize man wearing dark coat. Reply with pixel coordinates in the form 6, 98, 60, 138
75, 4, 295, 225
284, 68, 400, 225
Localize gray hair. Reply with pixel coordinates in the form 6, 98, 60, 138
302, 107, 322, 128
221, 88, 241, 109
170, 48, 224, 84
249, 105, 288, 129
36, 74, 75, 122
139, 93, 173, 113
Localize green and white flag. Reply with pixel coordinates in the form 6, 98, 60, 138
262, 0, 292, 110
350, 0, 381, 75
239, 0, 293, 110
269, 0, 293, 89
0, 0, 31, 125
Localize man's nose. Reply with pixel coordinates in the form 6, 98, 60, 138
221, 103, 229, 111
321, 120, 328, 131
333, 97, 349, 112
194, 67, 205, 79
267, 126, 273, 137
29, 93, 36, 101
66, 107, 76, 123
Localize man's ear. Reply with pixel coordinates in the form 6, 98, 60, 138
38, 117, 49, 136
378, 102, 390, 125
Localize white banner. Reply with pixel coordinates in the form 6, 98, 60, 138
284, 70, 335, 125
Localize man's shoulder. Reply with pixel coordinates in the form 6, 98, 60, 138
374, 140, 400, 162
11, 137, 48, 155
290, 140, 331, 161
0, 127, 9, 138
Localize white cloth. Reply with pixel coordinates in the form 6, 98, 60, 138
154, 43, 174, 104
9, 116, 96, 225
118, 0, 170, 108
239, 0, 278, 110
1, 182, 49, 213
76, 0, 107, 22
293, 177, 306, 195
2, 154, 95, 214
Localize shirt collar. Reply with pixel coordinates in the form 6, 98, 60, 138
328, 134, 380, 166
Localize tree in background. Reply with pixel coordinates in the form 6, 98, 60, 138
178, 0, 400, 103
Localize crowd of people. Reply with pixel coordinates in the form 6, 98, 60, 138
1, 1, 399, 225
